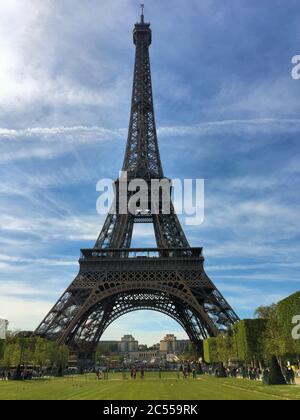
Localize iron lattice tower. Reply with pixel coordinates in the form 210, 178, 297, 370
34, 11, 239, 358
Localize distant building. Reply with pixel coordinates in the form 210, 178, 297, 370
98, 341, 119, 354
96, 334, 189, 358
119, 335, 139, 353
150, 343, 160, 351
0, 319, 8, 340
127, 350, 160, 362
160, 334, 189, 354
176, 339, 190, 353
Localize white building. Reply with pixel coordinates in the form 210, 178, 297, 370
0, 318, 9, 340
119, 335, 139, 353
160, 334, 189, 354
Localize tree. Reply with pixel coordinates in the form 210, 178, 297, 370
3, 342, 22, 367
255, 305, 286, 361
216, 333, 236, 365
2, 337, 37, 367
34, 337, 53, 368
203, 338, 218, 364
95, 348, 107, 364
1, 336, 69, 372
180, 341, 199, 361
49, 343, 69, 375
232, 319, 266, 366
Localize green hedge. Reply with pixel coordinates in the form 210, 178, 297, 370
204, 319, 267, 364
277, 291, 300, 355
203, 337, 218, 364
232, 319, 267, 363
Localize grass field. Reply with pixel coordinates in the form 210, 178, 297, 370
0, 373, 300, 400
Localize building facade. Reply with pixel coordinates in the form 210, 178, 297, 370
160, 334, 189, 354
98, 341, 119, 354
0, 319, 8, 340
119, 335, 139, 353
127, 351, 160, 362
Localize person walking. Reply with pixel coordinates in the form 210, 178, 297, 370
286, 367, 295, 385
291, 368, 296, 385
192, 368, 197, 380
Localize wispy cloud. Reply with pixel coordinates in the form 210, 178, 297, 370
0, 126, 123, 141
0, 0, 300, 338
2, 117, 300, 141
0, 254, 77, 268
159, 119, 300, 138
1, 118, 300, 164
0, 213, 101, 242
0, 295, 53, 332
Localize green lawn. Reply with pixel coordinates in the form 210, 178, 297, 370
0, 373, 299, 400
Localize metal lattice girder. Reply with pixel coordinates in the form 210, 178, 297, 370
34, 12, 239, 359
35, 249, 239, 358
123, 19, 163, 180
95, 15, 189, 251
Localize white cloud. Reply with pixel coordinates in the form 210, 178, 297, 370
0, 295, 52, 332
0, 126, 123, 141
207, 78, 300, 119
158, 118, 300, 138
2, 118, 298, 143
0, 126, 123, 164
201, 197, 300, 237
0, 212, 159, 244
226, 293, 286, 312
0, 0, 137, 118
1, 118, 299, 164
0, 280, 55, 297
0, 254, 77, 268
207, 262, 300, 272
0, 213, 100, 242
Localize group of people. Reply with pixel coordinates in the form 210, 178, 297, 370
205, 363, 299, 385
130, 367, 145, 379
285, 366, 296, 385
179, 363, 198, 380
0, 365, 47, 381
244, 367, 262, 381
0, 370, 11, 381
0, 368, 36, 381
95, 368, 109, 380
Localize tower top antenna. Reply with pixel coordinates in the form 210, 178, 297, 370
140, 4, 145, 23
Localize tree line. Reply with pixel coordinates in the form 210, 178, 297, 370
203, 291, 300, 367
1, 292, 299, 372
0, 333, 69, 373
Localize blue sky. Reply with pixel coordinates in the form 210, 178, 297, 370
0, 0, 299, 346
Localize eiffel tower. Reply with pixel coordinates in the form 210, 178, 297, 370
34, 9, 239, 359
